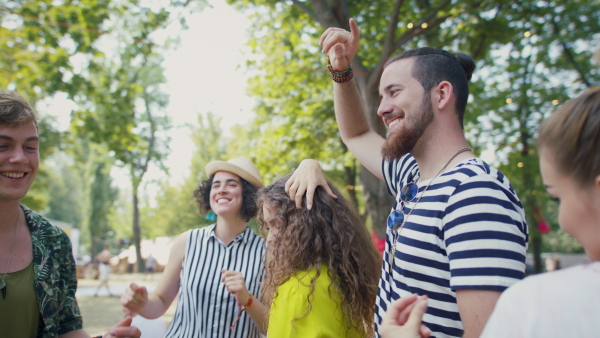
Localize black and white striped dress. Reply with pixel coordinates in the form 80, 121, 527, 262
165, 224, 265, 337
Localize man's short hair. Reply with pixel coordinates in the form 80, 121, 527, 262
385, 48, 476, 127
0, 90, 38, 127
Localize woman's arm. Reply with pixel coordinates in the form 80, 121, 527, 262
221, 270, 269, 335
121, 231, 188, 319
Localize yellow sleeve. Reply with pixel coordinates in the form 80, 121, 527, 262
267, 268, 362, 337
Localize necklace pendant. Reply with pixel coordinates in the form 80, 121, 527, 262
0, 280, 5, 290
0, 283, 5, 300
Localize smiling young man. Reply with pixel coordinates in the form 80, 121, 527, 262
287, 20, 529, 338
0, 91, 140, 337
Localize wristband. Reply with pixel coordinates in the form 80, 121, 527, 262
244, 294, 253, 309
230, 295, 254, 329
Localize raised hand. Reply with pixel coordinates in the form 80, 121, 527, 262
120, 282, 148, 313
319, 18, 360, 70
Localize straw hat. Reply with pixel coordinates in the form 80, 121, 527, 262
205, 157, 263, 188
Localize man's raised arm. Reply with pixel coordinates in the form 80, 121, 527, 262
320, 18, 385, 180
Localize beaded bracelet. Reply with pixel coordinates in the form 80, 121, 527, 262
327, 58, 354, 83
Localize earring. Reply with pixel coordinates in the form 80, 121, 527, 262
205, 211, 216, 221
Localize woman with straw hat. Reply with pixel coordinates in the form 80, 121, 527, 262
121, 157, 266, 337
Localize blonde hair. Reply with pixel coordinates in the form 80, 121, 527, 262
538, 87, 600, 187
0, 91, 38, 127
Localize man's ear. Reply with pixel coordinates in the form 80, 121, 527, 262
434, 81, 454, 111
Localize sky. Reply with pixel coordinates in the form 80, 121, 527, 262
43, 0, 255, 187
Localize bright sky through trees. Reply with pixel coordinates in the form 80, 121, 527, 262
42, 0, 254, 186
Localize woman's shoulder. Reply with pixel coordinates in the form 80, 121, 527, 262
502, 262, 600, 302
280, 266, 332, 290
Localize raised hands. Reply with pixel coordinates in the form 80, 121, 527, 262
285, 159, 337, 210
380, 294, 431, 338
221, 270, 251, 306
320, 18, 361, 70
120, 283, 148, 314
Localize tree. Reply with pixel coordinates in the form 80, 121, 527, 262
0, 0, 111, 101
224, 0, 599, 271
82, 145, 118, 257
143, 112, 228, 236
226, 0, 522, 237
45, 155, 85, 227
468, 0, 600, 271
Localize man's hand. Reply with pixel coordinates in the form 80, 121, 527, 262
380, 294, 431, 338
285, 159, 337, 210
221, 270, 251, 305
120, 283, 148, 313
101, 316, 141, 337
320, 18, 360, 70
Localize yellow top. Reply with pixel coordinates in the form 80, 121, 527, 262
268, 265, 364, 337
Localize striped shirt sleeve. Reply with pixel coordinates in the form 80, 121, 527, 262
443, 174, 528, 291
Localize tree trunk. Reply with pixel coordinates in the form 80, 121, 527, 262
133, 191, 143, 272
355, 68, 396, 238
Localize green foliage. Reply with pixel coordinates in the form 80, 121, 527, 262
87, 149, 118, 255
0, 0, 111, 101
142, 112, 228, 236
225, 0, 600, 254
44, 157, 85, 227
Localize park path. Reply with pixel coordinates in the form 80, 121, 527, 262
77, 272, 177, 336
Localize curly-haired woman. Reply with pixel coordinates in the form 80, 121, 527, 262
223, 174, 381, 337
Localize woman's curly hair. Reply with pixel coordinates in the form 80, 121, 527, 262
257, 175, 381, 336
194, 174, 259, 221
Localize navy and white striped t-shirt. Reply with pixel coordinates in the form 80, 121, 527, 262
165, 224, 265, 338
375, 155, 529, 338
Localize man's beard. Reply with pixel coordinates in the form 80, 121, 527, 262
381, 95, 434, 161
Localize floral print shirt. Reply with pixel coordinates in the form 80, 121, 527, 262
23, 204, 83, 337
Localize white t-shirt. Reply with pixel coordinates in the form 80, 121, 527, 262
131, 315, 167, 338
482, 262, 600, 337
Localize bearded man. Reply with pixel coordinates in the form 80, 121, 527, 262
286, 19, 529, 338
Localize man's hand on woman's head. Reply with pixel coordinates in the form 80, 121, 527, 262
285, 159, 337, 210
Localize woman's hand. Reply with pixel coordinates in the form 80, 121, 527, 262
221, 270, 251, 305
120, 283, 148, 313
380, 294, 431, 338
